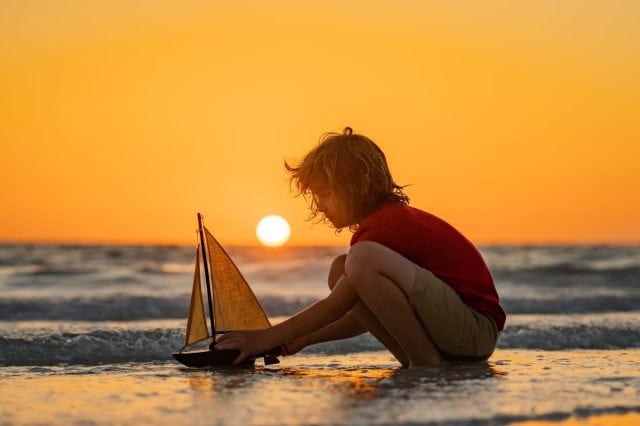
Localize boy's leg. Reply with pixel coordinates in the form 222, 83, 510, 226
344, 241, 443, 367
328, 255, 410, 367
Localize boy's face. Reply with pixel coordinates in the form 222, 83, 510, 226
310, 184, 350, 229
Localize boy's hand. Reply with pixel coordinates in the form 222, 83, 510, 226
215, 330, 271, 365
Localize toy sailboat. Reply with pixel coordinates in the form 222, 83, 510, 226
172, 213, 280, 368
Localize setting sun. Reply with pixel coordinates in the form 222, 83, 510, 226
256, 215, 291, 247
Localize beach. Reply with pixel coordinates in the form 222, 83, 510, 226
1, 350, 638, 425
1, 244, 639, 425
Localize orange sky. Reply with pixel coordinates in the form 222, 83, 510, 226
1, 1, 639, 246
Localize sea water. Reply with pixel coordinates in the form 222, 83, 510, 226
0, 244, 639, 425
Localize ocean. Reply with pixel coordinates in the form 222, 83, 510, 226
1, 244, 639, 425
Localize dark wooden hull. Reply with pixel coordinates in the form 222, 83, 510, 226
172, 349, 255, 368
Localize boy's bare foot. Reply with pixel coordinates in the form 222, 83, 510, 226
406, 354, 444, 369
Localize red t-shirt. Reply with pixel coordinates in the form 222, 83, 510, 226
351, 203, 506, 330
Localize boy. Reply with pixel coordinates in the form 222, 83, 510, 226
216, 128, 505, 367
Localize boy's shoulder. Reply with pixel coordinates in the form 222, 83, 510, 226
365, 203, 458, 238
362, 202, 405, 224
352, 203, 445, 246
358, 203, 438, 234
370, 203, 432, 221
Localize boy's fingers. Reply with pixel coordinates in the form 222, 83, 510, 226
216, 332, 235, 342
214, 338, 239, 350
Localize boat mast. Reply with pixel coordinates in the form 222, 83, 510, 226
197, 213, 216, 336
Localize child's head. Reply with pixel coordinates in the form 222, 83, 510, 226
285, 127, 409, 231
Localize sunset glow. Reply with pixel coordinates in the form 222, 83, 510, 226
1, 1, 639, 245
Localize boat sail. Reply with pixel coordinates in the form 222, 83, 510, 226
173, 213, 280, 367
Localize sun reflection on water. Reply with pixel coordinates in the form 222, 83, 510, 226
1, 350, 637, 425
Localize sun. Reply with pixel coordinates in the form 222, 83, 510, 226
256, 215, 291, 247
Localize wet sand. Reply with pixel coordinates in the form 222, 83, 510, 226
1, 349, 638, 425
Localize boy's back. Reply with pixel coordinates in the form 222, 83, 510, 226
352, 202, 506, 330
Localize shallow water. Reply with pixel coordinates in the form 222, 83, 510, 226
1, 350, 638, 425
1, 244, 639, 424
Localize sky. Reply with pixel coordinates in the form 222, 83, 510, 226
1, 0, 639, 246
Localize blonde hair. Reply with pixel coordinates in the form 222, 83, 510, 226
285, 127, 409, 231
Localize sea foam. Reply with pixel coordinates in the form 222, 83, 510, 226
1, 320, 639, 366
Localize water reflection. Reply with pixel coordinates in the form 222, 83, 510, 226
184, 364, 395, 402
271, 365, 396, 401
183, 356, 506, 406
2, 350, 637, 426
512, 412, 640, 426
384, 361, 505, 388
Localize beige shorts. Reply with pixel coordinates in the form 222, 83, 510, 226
409, 267, 499, 361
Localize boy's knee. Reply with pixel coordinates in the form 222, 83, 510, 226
328, 254, 347, 290
345, 241, 381, 280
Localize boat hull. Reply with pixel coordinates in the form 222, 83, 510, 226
172, 349, 255, 368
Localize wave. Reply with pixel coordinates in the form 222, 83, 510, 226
501, 264, 640, 274
1, 292, 638, 322
0, 295, 316, 321
492, 265, 640, 288
1, 324, 639, 366
497, 324, 640, 350
0, 329, 184, 366
12, 265, 99, 276
0, 296, 189, 321
501, 296, 640, 314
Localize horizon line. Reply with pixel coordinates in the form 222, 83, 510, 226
1, 239, 639, 248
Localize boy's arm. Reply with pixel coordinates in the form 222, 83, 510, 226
216, 276, 361, 361
285, 314, 365, 355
